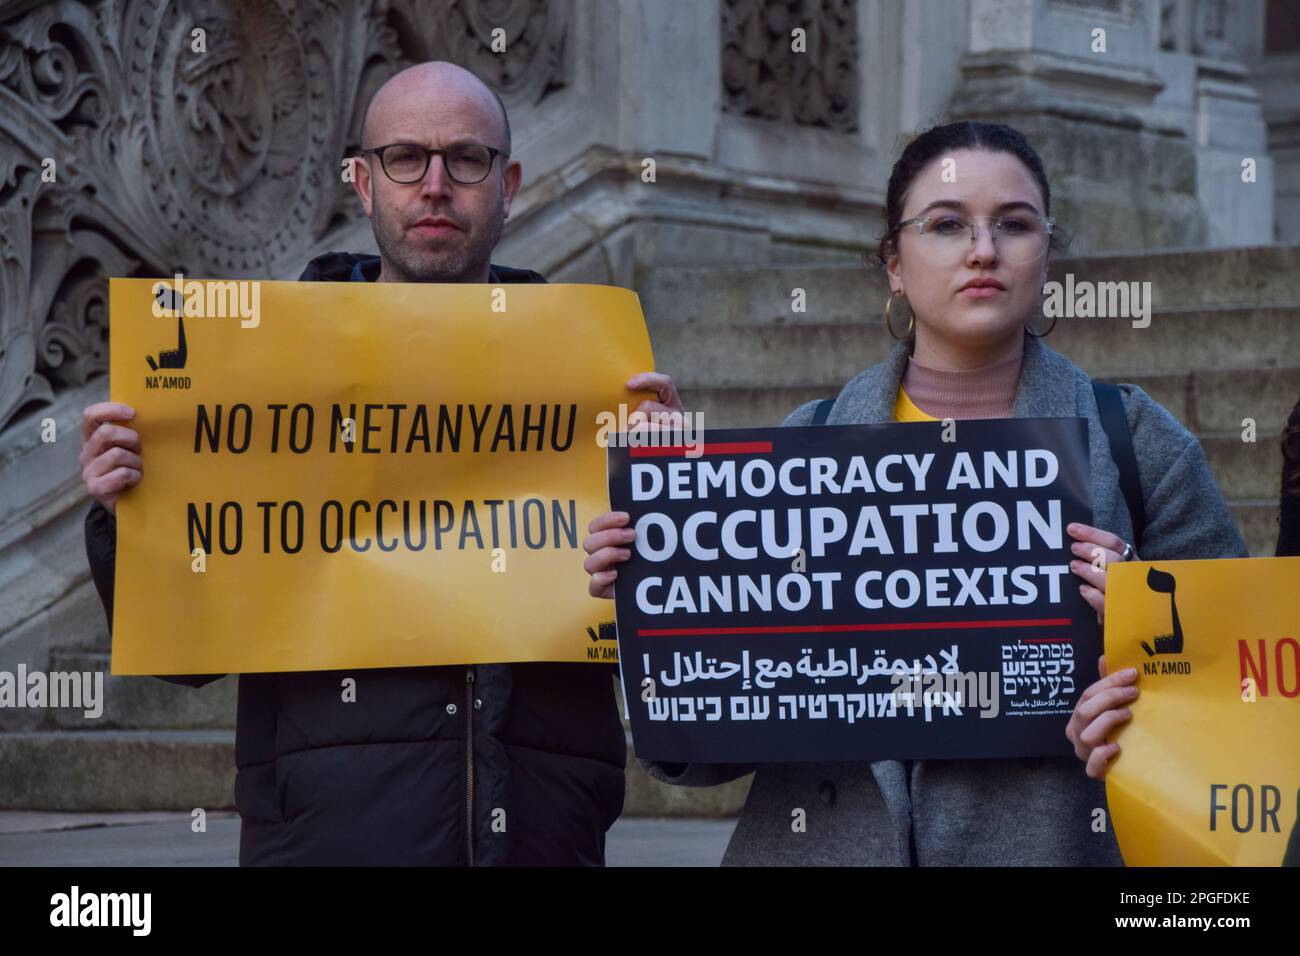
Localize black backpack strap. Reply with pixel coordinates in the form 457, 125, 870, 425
811, 399, 834, 426
1091, 381, 1145, 551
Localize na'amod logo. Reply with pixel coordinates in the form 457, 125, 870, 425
1141, 567, 1191, 676
586, 621, 618, 661
148, 286, 188, 371
144, 285, 192, 390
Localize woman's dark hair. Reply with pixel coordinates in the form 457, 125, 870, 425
1278, 399, 1300, 556
874, 121, 1069, 267
1282, 401, 1300, 497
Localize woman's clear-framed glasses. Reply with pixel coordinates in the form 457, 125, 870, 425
895, 213, 1055, 264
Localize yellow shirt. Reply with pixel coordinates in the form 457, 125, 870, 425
892, 385, 940, 423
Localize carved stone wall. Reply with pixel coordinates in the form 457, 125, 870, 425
720, 0, 858, 132
1160, 0, 1234, 55
0, 0, 570, 436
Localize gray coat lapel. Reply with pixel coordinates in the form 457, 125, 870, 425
830, 339, 911, 424
1012, 334, 1079, 419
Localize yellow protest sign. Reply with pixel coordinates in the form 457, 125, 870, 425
108, 277, 654, 675
1105, 556, 1300, 866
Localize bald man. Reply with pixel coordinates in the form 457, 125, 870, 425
80, 61, 684, 866
350, 61, 519, 283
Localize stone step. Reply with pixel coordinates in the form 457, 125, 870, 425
45, 651, 236, 730
640, 245, 1300, 327
35, 674, 1300, 814
658, 321, 887, 389
1047, 307, 1300, 380
1090, 368, 1300, 436
643, 264, 889, 328
0, 725, 745, 818
682, 385, 832, 429
0, 730, 235, 811
1046, 245, 1300, 311
1200, 433, 1285, 504
622, 737, 750, 818
1231, 501, 1285, 558
653, 307, 1300, 391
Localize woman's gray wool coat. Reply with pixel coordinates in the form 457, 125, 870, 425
644, 333, 1248, 866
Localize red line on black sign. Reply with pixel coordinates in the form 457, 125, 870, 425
637, 618, 1072, 637
628, 441, 773, 458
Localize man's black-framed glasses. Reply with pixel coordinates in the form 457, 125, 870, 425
360, 142, 505, 185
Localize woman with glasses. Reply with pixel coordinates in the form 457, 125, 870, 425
583, 121, 1248, 866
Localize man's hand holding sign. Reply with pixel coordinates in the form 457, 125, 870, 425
81, 402, 142, 514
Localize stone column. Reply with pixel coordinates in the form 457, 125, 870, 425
950, 0, 1210, 253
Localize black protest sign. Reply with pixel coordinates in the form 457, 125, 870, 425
607, 418, 1100, 763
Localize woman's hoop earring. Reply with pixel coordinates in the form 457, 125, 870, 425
1026, 311, 1057, 337
885, 291, 913, 340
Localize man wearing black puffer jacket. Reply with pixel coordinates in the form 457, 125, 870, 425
78, 61, 684, 865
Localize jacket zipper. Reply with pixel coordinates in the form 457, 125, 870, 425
465, 665, 475, 867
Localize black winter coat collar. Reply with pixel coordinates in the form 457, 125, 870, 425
296, 251, 547, 285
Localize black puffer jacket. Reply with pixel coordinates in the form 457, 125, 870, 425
85, 253, 626, 865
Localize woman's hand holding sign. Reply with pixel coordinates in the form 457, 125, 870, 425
1066, 655, 1139, 779
1067, 521, 1133, 623
1065, 522, 1139, 778
80, 402, 143, 515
